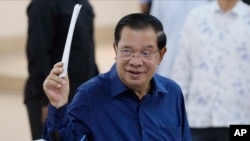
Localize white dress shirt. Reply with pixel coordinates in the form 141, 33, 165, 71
171, 0, 250, 128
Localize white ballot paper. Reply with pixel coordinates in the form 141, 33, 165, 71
60, 4, 82, 77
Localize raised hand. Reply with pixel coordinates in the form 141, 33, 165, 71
43, 62, 70, 109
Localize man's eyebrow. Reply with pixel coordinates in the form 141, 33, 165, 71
119, 44, 155, 50
119, 45, 132, 49
143, 44, 155, 49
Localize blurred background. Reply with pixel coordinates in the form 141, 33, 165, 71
0, 1, 140, 140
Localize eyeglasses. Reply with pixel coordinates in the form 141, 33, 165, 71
117, 48, 159, 60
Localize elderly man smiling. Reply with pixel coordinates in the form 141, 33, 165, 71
42, 13, 191, 141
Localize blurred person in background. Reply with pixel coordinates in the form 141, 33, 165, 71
243, 0, 250, 5
138, 0, 152, 14
150, 0, 209, 77
171, 0, 250, 140
24, 0, 99, 140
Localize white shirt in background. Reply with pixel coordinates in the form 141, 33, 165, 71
150, 0, 208, 77
171, 0, 250, 128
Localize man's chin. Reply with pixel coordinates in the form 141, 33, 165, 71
125, 79, 143, 87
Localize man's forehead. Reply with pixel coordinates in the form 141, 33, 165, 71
121, 25, 156, 32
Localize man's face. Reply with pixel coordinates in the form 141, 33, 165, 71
113, 26, 166, 90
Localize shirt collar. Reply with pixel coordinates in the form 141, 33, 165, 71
109, 63, 128, 98
152, 74, 169, 95
109, 63, 168, 98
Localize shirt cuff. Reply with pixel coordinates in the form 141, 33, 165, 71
47, 104, 68, 128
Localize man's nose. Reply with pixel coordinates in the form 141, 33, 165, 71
128, 55, 143, 66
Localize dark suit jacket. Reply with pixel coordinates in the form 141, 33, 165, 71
24, 0, 99, 105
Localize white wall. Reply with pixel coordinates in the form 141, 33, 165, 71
90, 0, 140, 27
0, 0, 140, 38
0, 1, 29, 38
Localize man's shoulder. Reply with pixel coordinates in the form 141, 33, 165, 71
153, 74, 184, 100
154, 74, 182, 91
78, 72, 110, 92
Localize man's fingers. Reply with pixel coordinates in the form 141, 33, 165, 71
45, 74, 64, 88
43, 62, 67, 89
54, 61, 64, 68
51, 64, 64, 76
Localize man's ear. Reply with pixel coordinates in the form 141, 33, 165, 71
113, 42, 118, 60
159, 47, 167, 64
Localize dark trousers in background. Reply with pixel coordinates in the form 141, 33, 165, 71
26, 100, 43, 140
191, 127, 229, 141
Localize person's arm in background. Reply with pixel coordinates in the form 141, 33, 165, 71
26, 1, 57, 123
139, 0, 152, 14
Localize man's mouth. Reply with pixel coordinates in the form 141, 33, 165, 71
128, 70, 141, 74
127, 70, 145, 79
